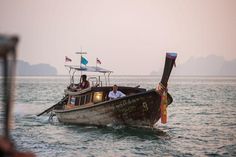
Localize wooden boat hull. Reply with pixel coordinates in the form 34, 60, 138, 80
54, 89, 172, 127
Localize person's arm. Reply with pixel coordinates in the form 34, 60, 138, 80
118, 91, 126, 97
76, 83, 81, 89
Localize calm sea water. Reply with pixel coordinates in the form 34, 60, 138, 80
0, 76, 236, 157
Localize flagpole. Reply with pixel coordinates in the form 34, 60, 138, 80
96, 58, 97, 70
75, 50, 87, 76
80, 55, 82, 75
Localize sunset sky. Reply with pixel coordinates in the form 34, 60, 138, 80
1, 0, 236, 75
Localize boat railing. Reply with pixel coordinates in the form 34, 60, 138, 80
88, 76, 100, 87
64, 87, 92, 95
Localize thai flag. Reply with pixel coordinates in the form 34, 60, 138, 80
96, 58, 101, 64
65, 56, 72, 62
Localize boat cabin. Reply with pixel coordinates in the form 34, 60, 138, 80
62, 65, 146, 109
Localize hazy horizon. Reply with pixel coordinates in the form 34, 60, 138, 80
7, 53, 235, 76
1, 0, 236, 75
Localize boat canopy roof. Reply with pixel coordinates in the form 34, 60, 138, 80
65, 65, 113, 73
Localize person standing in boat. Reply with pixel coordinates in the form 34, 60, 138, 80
78, 75, 90, 89
108, 84, 126, 100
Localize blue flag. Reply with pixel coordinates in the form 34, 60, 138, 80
81, 56, 88, 65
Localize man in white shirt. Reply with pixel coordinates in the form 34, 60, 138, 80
108, 85, 126, 100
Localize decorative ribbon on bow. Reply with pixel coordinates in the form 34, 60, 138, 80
156, 83, 168, 124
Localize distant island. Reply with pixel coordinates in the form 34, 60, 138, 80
0, 60, 57, 76
151, 55, 236, 76
16, 60, 57, 76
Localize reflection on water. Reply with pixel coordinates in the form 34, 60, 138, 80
0, 76, 236, 156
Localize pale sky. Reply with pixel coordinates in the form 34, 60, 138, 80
1, 0, 236, 75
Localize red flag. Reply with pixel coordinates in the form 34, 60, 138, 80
65, 56, 72, 62
96, 58, 101, 64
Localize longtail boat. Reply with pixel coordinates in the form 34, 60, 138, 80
38, 53, 177, 128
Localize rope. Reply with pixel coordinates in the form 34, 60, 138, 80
156, 83, 167, 95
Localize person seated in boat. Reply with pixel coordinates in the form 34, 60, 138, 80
108, 84, 126, 100
77, 74, 90, 89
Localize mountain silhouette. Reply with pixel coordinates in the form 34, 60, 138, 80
0, 60, 57, 76
16, 60, 57, 76
151, 55, 236, 76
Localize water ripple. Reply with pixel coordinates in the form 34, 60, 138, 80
1, 76, 236, 156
